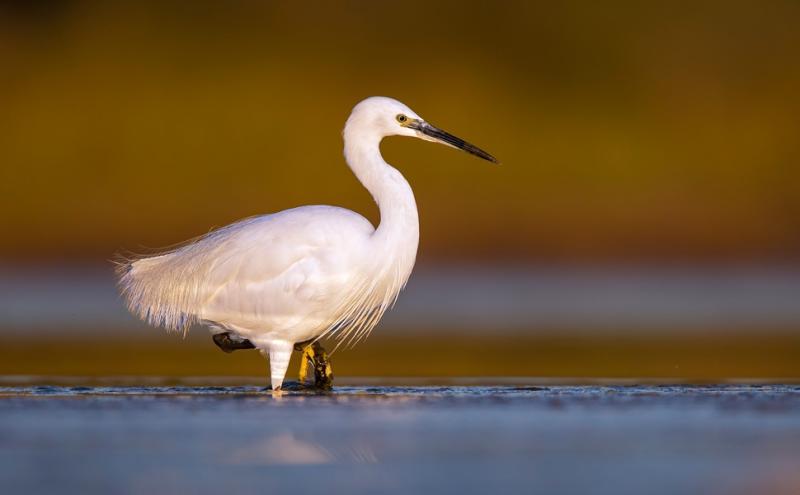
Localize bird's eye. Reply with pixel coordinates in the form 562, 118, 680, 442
396, 114, 408, 124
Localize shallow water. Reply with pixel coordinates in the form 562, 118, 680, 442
2, 384, 800, 495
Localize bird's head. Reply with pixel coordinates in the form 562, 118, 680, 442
345, 96, 498, 164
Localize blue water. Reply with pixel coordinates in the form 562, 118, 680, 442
5, 264, 800, 333
2, 385, 800, 495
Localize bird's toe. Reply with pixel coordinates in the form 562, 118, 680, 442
212, 332, 256, 353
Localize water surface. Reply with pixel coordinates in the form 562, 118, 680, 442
2, 384, 799, 494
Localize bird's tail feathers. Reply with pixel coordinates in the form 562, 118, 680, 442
114, 218, 262, 334
114, 250, 200, 333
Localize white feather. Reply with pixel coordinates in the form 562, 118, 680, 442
114, 96, 499, 389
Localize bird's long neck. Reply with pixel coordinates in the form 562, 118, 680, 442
343, 127, 419, 261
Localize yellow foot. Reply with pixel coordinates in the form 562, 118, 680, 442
296, 341, 334, 390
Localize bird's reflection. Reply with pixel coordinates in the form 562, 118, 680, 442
229, 432, 377, 465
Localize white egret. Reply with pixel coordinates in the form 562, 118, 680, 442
117, 96, 497, 392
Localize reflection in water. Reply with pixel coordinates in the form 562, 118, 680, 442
230, 433, 333, 465
229, 432, 377, 465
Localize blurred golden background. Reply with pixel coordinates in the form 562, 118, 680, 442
1, 1, 799, 382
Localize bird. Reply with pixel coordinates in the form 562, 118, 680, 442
117, 96, 497, 393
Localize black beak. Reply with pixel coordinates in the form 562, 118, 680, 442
411, 121, 499, 164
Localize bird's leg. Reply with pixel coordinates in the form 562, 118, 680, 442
294, 341, 334, 390
212, 332, 255, 353
267, 341, 293, 395
297, 343, 312, 387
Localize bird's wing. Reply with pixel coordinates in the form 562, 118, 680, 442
117, 206, 374, 333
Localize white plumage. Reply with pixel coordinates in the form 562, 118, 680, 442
117, 96, 496, 391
